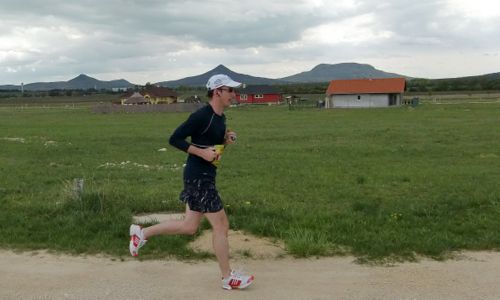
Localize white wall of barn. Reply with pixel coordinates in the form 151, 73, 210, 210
327, 94, 400, 108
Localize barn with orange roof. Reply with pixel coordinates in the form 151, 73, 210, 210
325, 78, 406, 108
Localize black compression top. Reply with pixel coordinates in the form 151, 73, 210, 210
169, 104, 226, 180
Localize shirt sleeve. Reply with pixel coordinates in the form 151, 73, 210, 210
169, 111, 203, 152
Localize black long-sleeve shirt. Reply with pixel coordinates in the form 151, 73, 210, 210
169, 104, 226, 180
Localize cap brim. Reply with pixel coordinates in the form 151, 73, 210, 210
225, 80, 242, 88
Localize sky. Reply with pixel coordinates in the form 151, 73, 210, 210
1, 0, 500, 85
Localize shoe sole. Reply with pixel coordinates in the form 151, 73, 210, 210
129, 240, 138, 256
223, 278, 254, 290
129, 225, 140, 257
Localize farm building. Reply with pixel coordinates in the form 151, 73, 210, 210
120, 86, 178, 105
325, 78, 406, 108
182, 95, 203, 103
123, 92, 148, 105
236, 85, 282, 104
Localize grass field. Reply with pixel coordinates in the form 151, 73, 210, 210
1, 101, 499, 261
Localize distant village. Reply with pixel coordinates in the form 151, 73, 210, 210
119, 78, 407, 109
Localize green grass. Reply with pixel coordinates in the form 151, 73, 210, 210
1, 102, 499, 261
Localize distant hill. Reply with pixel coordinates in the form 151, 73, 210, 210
0, 74, 135, 91
407, 72, 500, 92
278, 63, 409, 83
2, 64, 498, 92
156, 63, 410, 87
0, 85, 19, 90
155, 64, 282, 88
462, 72, 500, 80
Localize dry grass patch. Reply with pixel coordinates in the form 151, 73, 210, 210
133, 213, 286, 259
189, 229, 286, 259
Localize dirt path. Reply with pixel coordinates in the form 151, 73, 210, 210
1, 250, 500, 299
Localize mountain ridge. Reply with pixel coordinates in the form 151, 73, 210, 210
154, 63, 408, 87
0, 74, 135, 91
1, 63, 499, 91
278, 63, 409, 83
154, 64, 281, 88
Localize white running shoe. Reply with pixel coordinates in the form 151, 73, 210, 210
221, 270, 254, 290
129, 224, 147, 257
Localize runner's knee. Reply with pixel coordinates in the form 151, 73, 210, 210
181, 222, 199, 235
212, 220, 229, 236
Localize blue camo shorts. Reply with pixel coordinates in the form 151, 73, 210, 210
179, 178, 223, 213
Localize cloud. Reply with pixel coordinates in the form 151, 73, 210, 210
0, 0, 499, 84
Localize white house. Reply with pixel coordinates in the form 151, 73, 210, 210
325, 78, 406, 108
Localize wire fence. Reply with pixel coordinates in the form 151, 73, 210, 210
91, 103, 204, 113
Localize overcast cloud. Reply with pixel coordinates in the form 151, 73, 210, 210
1, 0, 499, 84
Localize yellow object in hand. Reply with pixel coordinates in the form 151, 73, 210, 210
212, 144, 225, 167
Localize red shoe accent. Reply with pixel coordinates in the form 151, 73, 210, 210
229, 279, 242, 287
132, 235, 140, 247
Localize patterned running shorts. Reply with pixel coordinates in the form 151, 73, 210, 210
179, 178, 223, 213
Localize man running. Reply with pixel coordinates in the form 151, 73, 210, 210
129, 74, 254, 290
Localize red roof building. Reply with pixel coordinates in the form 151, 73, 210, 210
325, 78, 406, 108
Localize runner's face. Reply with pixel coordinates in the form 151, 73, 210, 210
218, 87, 235, 107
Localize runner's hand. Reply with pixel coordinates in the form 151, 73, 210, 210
225, 130, 237, 145
200, 147, 217, 162
188, 145, 217, 162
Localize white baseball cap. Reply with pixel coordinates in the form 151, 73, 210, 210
206, 74, 242, 90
